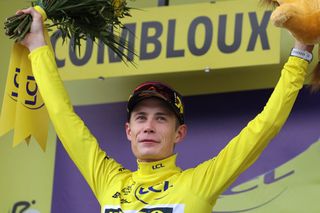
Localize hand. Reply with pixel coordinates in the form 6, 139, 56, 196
294, 40, 314, 53
17, 7, 46, 51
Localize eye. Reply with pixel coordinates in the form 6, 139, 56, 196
272, 0, 280, 7
260, 0, 279, 8
157, 116, 167, 121
135, 115, 146, 121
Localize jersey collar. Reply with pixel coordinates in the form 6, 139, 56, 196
133, 154, 181, 183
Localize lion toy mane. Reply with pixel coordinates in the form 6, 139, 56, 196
261, 0, 320, 91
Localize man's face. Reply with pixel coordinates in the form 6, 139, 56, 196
125, 98, 187, 162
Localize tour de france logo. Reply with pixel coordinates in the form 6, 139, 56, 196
9, 67, 44, 110
9, 200, 40, 213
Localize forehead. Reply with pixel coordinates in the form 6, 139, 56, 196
131, 98, 174, 115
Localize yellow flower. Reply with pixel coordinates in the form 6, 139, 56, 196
113, 0, 125, 17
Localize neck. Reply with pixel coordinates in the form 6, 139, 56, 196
137, 154, 174, 163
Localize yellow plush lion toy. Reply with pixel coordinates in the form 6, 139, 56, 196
261, 0, 320, 90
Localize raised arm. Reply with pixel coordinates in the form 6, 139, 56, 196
190, 42, 313, 204
20, 7, 126, 201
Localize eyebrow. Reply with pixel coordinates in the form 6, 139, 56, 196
132, 112, 146, 117
155, 112, 170, 116
132, 111, 171, 117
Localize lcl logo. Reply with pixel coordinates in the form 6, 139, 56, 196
10, 67, 44, 110
135, 181, 172, 204
152, 163, 164, 170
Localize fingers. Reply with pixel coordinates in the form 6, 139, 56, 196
15, 7, 42, 20
17, 7, 34, 15
15, 7, 46, 51
16, 7, 32, 15
15, 10, 24, 15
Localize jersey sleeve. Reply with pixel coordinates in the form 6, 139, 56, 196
29, 45, 127, 202
188, 56, 308, 204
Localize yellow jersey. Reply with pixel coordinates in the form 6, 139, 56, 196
29, 46, 308, 213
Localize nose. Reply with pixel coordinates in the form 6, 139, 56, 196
143, 119, 155, 133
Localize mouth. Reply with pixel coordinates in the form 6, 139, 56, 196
139, 139, 159, 144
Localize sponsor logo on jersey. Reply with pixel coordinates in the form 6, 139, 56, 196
152, 163, 165, 170
112, 182, 136, 204
103, 204, 185, 213
135, 181, 173, 204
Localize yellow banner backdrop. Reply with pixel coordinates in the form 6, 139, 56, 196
52, 0, 280, 80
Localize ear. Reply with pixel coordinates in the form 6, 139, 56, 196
174, 124, 187, 144
125, 122, 132, 141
